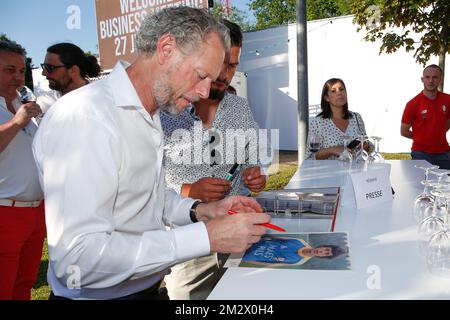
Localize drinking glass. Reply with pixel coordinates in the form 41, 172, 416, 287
368, 136, 384, 163
414, 179, 438, 223
418, 188, 446, 256
427, 188, 450, 277
308, 133, 321, 159
354, 135, 368, 164
16, 86, 43, 122
338, 135, 353, 162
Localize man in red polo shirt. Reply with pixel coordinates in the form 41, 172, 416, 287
401, 64, 450, 169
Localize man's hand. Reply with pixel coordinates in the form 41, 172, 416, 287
242, 166, 266, 193
183, 177, 231, 202
205, 212, 270, 253
13, 102, 42, 128
196, 195, 263, 221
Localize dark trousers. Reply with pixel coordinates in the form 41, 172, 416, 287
49, 281, 169, 300
411, 150, 450, 169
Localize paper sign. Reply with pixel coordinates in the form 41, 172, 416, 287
341, 164, 392, 209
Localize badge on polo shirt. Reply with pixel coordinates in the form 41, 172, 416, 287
421, 109, 428, 119
443, 105, 447, 113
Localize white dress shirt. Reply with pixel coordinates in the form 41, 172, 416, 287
32, 61, 210, 299
0, 96, 43, 201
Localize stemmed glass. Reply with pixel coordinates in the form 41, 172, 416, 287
338, 135, 353, 162
427, 187, 450, 277
418, 188, 446, 256
354, 135, 368, 164
308, 133, 321, 160
421, 169, 450, 222
414, 179, 439, 223
368, 136, 384, 163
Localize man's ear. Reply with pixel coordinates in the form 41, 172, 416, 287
68, 65, 81, 80
156, 34, 177, 65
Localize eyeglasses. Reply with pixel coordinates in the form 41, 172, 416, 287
40, 63, 67, 73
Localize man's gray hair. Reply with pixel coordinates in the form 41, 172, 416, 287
136, 7, 230, 56
0, 40, 27, 58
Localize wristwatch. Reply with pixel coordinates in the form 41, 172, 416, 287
189, 200, 202, 223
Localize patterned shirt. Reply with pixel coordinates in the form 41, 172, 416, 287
161, 92, 272, 196
306, 111, 367, 160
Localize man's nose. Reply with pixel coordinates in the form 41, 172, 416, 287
196, 78, 212, 99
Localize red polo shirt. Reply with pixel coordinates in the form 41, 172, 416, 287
402, 91, 450, 153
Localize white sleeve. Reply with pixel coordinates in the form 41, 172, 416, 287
33, 114, 210, 289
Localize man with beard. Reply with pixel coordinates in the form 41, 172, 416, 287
161, 20, 271, 300
401, 65, 450, 168
32, 8, 270, 300
37, 43, 101, 116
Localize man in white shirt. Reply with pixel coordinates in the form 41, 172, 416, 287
33, 7, 270, 300
0, 40, 45, 300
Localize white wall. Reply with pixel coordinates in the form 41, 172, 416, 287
239, 15, 450, 152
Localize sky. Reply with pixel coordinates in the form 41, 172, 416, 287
0, 0, 255, 67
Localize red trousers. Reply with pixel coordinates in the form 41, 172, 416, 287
0, 202, 46, 300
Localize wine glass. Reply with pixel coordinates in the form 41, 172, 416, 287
308, 133, 321, 159
338, 135, 353, 162
414, 179, 438, 223
418, 187, 447, 255
422, 169, 450, 219
368, 136, 384, 163
354, 135, 368, 164
427, 187, 450, 277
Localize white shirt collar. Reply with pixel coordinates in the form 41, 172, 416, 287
107, 61, 144, 110
0, 95, 21, 112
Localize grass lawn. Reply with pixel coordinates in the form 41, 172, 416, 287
30, 153, 411, 300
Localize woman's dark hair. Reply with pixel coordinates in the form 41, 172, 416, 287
317, 78, 352, 119
47, 43, 101, 79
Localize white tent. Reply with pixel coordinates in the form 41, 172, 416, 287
239, 15, 450, 153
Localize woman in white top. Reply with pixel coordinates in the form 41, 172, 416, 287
306, 78, 368, 160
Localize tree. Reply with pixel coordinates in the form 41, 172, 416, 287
352, 0, 449, 89
248, 0, 353, 29
249, 0, 296, 29
210, 1, 255, 31
0, 33, 34, 90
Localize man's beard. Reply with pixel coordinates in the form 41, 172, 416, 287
47, 78, 68, 93
153, 73, 181, 116
208, 87, 226, 100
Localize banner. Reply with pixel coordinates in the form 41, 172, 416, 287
95, 0, 208, 70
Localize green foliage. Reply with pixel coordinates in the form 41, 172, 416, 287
0, 33, 34, 90
249, 0, 297, 29
248, 0, 354, 29
210, 1, 255, 31
352, 0, 449, 69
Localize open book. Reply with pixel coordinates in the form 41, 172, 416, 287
255, 187, 340, 219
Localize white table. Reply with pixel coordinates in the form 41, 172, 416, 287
208, 160, 450, 300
